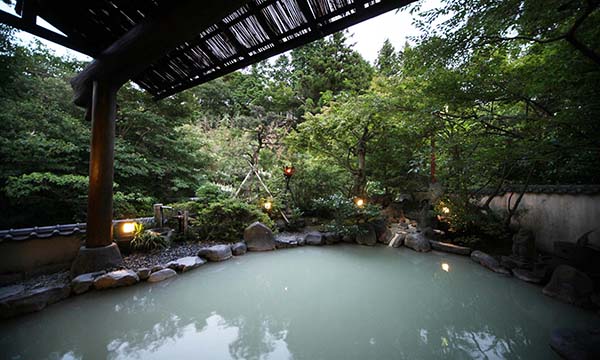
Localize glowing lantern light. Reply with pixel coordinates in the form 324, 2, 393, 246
283, 166, 295, 178
122, 222, 136, 234
442, 207, 450, 214
441, 263, 450, 272
263, 201, 273, 211
355, 198, 365, 208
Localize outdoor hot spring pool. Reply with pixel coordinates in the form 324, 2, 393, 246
0, 245, 596, 359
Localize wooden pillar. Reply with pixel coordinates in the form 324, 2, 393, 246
86, 80, 117, 248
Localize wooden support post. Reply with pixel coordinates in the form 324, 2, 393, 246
86, 81, 117, 248
154, 203, 163, 228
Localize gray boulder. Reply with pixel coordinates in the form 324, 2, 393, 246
470, 251, 510, 275
404, 233, 431, 252
147, 268, 177, 283
550, 328, 600, 360
430, 240, 471, 255
137, 268, 151, 281
323, 232, 341, 245
356, 226, 377, 246
244, 222, 276, 251
0, 285, 70, 319
151, 264, 164, 273
93, 270, 139, 290
231, 242, 247, 256
388, 233, 405, 248
377, 227, 394, 245
512, 268, 544, 284
198, 245, 233, 262
71, 270, 106, 294
304, 232, 324, 246
167, 256, 206, 272
543, 265, 594, 306
275, 235, 299, 249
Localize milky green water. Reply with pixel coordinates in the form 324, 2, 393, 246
1, 245, 597, 360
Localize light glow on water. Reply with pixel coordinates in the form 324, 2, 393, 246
0, 245, 596, 359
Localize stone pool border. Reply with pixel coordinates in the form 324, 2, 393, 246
1, 221, 597, 323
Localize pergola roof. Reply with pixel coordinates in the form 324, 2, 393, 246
6, 0, 415, 99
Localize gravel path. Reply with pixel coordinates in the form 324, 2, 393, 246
122, 241, 221, 270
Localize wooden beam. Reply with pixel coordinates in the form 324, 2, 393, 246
0, 10, 95, 56
70, 0, 249, 108
86, 81, 117, 248
156, 0, 416, 99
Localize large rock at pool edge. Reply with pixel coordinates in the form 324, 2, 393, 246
244, 222, 276, 251
404, 233, 431, 252
356, 226, 377, 246
470, 250, 510, 275
0, 285, 70, 319
231, 242, 247, 256
167, 256, 206, 272
71, 270, 106, 294
147, 268, 177, 283
197, 245, 232, 262
543, 265, 594, 306
93, 270, 139, 290
430, 240, 471, 255
304, 232, 324, 246
550, 328, 600, 360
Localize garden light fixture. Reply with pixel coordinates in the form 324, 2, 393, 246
283, 166, 295, 178
442, 207, 450, 214
263, 201, 273, 211
354, 198, 365, 208
121, 222, 136, 234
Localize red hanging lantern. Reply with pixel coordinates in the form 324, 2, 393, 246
283, 166, 295, 178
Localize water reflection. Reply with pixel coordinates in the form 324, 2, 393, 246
0, 246, 596, 360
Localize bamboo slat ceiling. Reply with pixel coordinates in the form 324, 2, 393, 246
14, 0, 415, 100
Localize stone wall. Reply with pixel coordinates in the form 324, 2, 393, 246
482, 192, 600, 253
0, 235, 83, 283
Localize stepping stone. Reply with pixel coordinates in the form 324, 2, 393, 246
147, 268, 177, 283
167, 256, 206, 272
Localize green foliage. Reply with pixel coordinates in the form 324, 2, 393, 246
195, 182, 230, 203
435, 198, 509, 247
113, 192, 154, 219
130, 225, 170, 253
313, 194, 381, 236
189, 198, 274, 242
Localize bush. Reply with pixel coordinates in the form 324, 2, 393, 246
313, 194, 381, 236
195, 182, 230, 203
130, 224, 170, 252
190, 198, 274, 242
436, 198, 510, 247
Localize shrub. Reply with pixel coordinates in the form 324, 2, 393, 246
190, 198, 274, 242
313, 194, 381, 236
130, 224, 170, 252
195, 182, 230, 203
